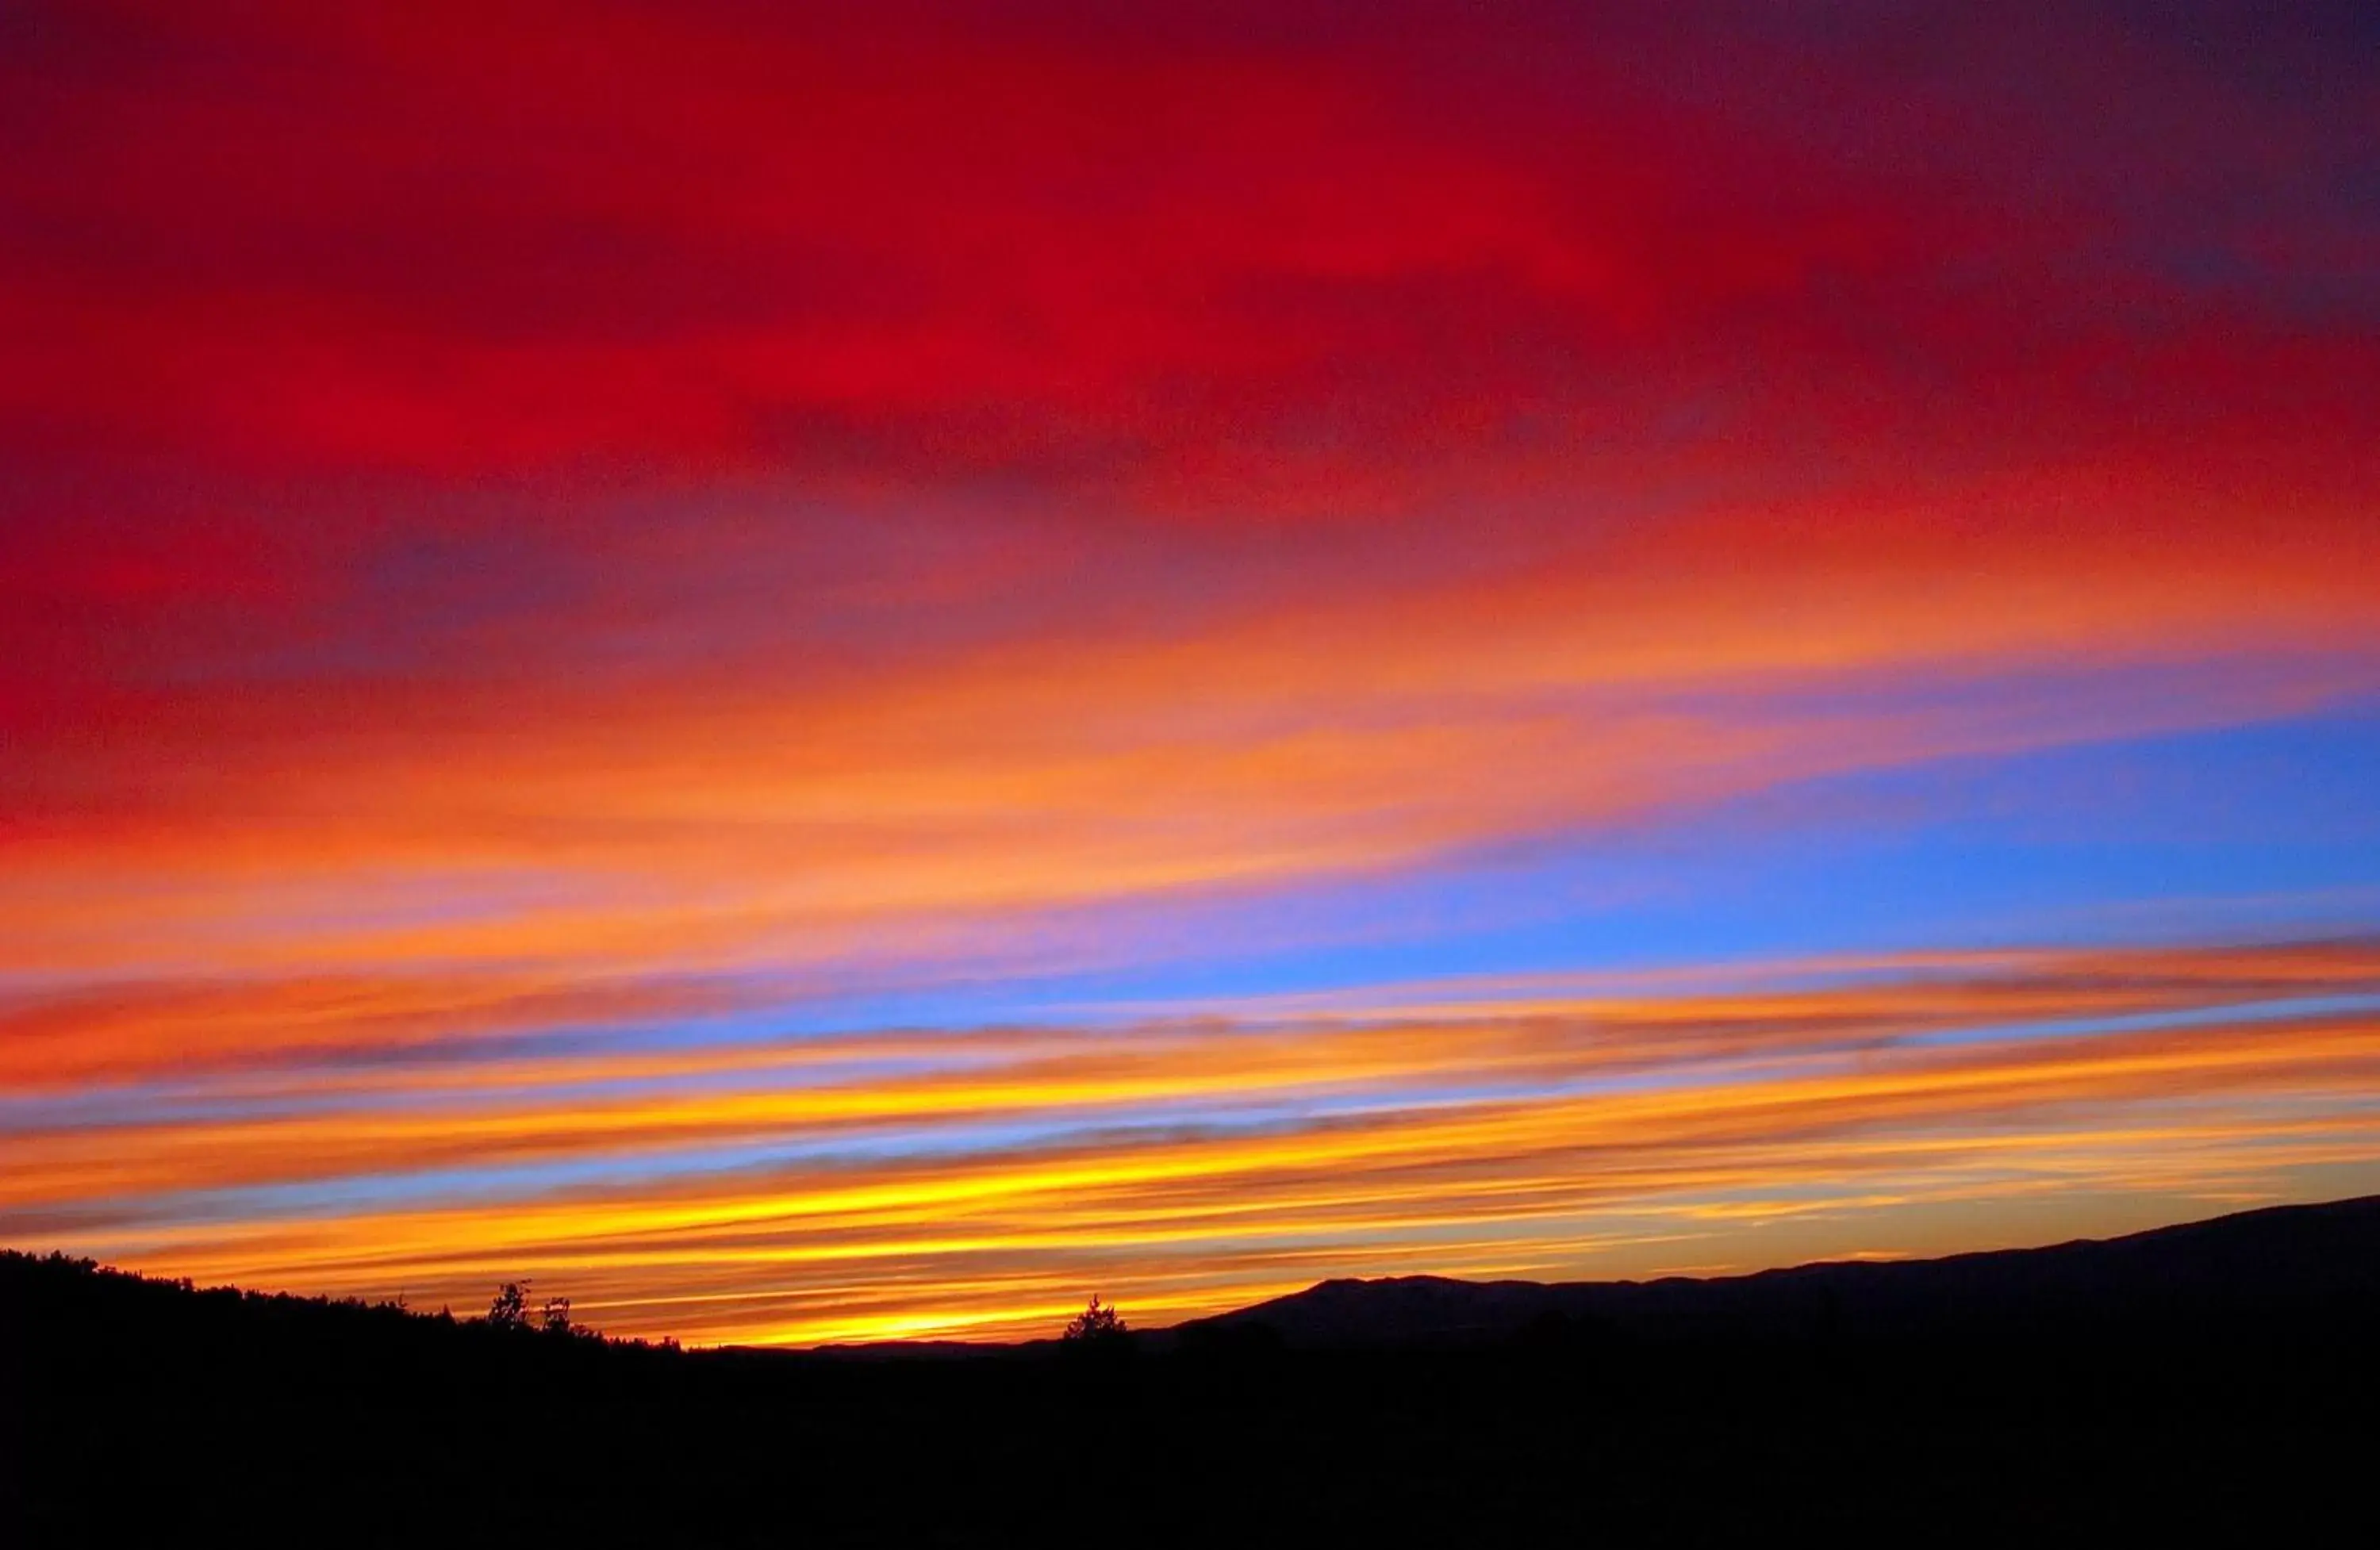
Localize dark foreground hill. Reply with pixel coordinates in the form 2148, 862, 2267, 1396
6, 1197, 2378, 1545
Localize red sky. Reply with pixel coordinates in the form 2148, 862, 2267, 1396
4, 1, 2378, 1341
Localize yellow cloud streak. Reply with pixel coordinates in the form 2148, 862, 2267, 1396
15, 940, 2378, 1345
13, 939, 2377, 1208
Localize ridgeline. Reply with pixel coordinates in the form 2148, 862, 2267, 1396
7, 1197, 2377, 1542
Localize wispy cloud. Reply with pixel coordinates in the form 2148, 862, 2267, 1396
10, 939, 2378, 1343
3, 2, 2376, 1345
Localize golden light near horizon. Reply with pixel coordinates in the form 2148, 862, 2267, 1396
4, 0, 2378, 1346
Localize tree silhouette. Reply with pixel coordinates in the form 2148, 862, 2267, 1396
480, 1280, 590, 1337
486, 1280, 532, 1330
1061, 1295, 1128, 1342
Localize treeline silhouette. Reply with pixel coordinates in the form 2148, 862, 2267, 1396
6, 1198, 2378, 1544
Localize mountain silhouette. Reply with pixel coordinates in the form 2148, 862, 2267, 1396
1173, 1194, 2380, 1348
8, 1195, 2379, 1542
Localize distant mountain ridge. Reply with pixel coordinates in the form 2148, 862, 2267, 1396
8, 1194, 2378, 1360
1168, 1195, 2380, 1349
14, 1199, 2380, 1542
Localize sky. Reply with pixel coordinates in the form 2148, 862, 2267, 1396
4, 0, 2378, 1345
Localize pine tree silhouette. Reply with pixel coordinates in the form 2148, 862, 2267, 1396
1061, 1295, 1127, 1341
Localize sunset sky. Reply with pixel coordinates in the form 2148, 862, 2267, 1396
5, 1, 2378, 1345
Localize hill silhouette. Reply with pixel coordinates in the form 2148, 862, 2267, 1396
1174, 1193, 2380, 1348
6, 1197, 2378, 1543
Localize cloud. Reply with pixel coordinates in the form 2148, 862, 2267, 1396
6, 6, 2373, 978
3, 2, 2377, 1343
10, 938, 2380, 1342
3, 1, 2372, 489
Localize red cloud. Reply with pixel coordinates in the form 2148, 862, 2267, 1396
3, 0, 2369, 499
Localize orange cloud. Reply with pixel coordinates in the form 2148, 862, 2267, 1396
12, 939, 2379, 1345
8, 466, 2374, 1003
5, 2, 2378, 1349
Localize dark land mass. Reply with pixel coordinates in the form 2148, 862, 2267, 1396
6, 1195, 2378, 1544
1172, 1191, 2380, 1348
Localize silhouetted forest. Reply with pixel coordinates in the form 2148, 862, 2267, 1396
7, 1198, 2378, 1544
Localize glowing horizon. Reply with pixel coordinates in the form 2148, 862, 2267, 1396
5, 1, 2378, 1344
